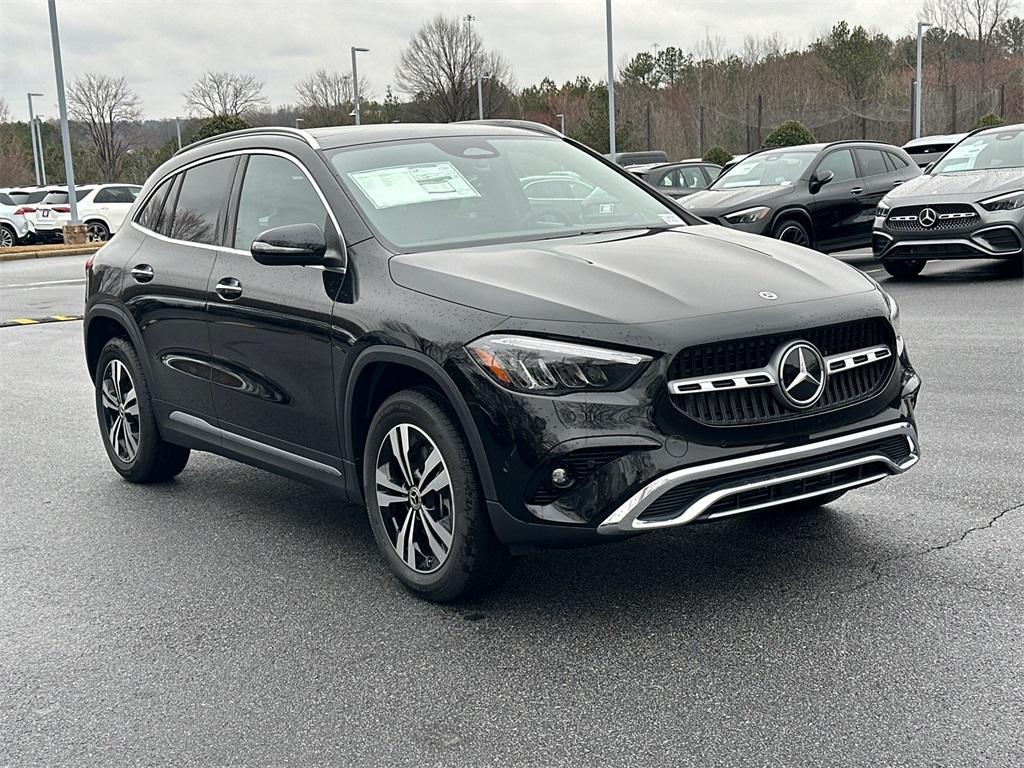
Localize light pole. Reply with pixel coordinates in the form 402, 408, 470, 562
27, 92, 43, 185
295, 117, 304, 129
351, 46, 369, 125
605, 0, 616, 159
47, 0, 79, 225
35, 118, 48, 184
556, 113, 565, 134
476, 74, 491, 120
174, 116, 182, 150
915, 21, 932, 140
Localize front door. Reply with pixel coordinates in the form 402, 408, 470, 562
207, 152, 345, 461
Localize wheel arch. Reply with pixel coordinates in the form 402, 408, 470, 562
84, 303, 152, 383
343, 346, 497, 504
770, 207, 815, 243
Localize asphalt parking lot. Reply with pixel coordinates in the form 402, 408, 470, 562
1, 253, 1022, 767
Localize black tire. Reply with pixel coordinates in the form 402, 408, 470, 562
86, 220, 110, 242
94, 337, 190, 483
883, 259, 926, 279
363, 388, 515, 602
0, 224, 16, 248
771, 218, 813, 249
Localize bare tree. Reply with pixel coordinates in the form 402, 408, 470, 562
67, 74, 142, 181
395, 15, 514, 122
0, 98, 10, 123
184, 71, 268, 117
295, 69, 371, 126
924, 0, 1016, 88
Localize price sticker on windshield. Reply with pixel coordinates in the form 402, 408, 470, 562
348, 162, 481, 209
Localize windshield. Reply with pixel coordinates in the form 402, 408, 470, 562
327, 136, 687, 252
711, 151, 816, 189
932, 129, 1024, 173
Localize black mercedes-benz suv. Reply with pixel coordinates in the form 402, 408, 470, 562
874, 124, 1024, 278
83, 121, 921, 601
682, 141, 920, 252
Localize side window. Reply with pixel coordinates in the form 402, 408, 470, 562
94, 187, 118, 204
136, 177, 174, 232
816, 149, 856, 183
168, 157, 237, 245
886, 152, 908, 170
234, 154, 329, 250
657, 170, 678, 188
854, 148, 888, 177
678, 167, 706, 189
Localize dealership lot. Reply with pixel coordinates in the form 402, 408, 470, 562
1, 255, 1022, 766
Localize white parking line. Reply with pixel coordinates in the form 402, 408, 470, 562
0, 278, 87, 289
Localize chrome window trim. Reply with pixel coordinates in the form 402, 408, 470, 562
666, 344, 893, 396
597, 421, 918, 534
131, 148, 345, 264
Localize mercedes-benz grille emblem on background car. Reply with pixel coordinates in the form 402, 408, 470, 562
774, 341, 827, 408
918, 208, 938, 228
758, 291, 778, 300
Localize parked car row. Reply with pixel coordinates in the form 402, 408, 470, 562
0, 183, 141, 247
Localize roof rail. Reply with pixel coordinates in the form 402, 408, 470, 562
460, 119, 562, 137
174, 126, 320, 156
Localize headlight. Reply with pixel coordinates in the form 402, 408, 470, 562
723, 206, 771, 224
979, 190, 1024, 212
466, 335, 653, 395
876, 201, 891, 217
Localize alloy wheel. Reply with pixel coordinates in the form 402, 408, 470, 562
374, 423, 454, 574
100, 359, 141, 463
0, 228, 13, 248
778, 224, 809, 246
87, 223, 109, 242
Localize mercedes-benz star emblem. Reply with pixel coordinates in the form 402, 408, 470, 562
775, 341, 826, 408
918, 208, 938, 228
758, 291, 778, 301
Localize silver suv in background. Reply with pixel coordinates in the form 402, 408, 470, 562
874, 124, 1024, 278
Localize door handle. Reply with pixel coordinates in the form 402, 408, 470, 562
215, 277, 243, 301
130, 264, 154, 283
891, 181, 904, 188
850, 187, 864, 195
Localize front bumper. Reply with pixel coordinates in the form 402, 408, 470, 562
873, 211, 1023, 261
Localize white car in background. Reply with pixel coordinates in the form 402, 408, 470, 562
0, 192, 33, 247
34, 184, 142, 242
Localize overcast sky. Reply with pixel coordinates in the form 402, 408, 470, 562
2, 0, 925, 120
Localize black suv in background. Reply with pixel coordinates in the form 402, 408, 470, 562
874, 124, 1024, 278
84, 122, 921, 602
682, 141, 921, 252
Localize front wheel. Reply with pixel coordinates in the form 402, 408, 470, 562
86, 220, 110, 242
363, 388, 515, 602
772, 218, 813, 249
883, 259, 926, 279
95, 337, 190, 483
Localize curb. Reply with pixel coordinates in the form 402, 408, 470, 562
0, 244, 102, 262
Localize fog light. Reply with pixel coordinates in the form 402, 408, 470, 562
550, 467, 574, 488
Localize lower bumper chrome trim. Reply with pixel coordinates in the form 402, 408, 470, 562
597, 421, 919, 534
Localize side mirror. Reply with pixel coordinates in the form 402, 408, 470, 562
251, 223, 327, 266
809, 170, 834, 194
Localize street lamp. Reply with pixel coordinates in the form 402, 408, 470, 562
556, 113, 565, 134
605, 0, 617, 158
351, 46, 369, 125
35, 118, 47, 184
174, 116, 182, 150
915, 21, 932, 140
476, 74, 491, 120
27, 92, 43, 185
47, 0, 79, 225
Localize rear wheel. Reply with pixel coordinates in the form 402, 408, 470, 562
86, 220, 110, 242
0, 224, 15, 248
883, 259, 926, 279
772, 218, 812, 249
363, 388, 515, 602
95, 337, 190, 483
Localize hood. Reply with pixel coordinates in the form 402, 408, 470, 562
885, 168, 1024, 205
681, 185, 791, 215
389, 226, 874, 324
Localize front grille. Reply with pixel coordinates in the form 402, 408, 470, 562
638, 434, 911, 522
669, 318, 894, 426
886, 204, 977, 231
977, 227, 1022, 252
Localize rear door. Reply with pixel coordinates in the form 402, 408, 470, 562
206, 151, 344, 462
123, 156, 239, 419
853, 148, 897, 242
806, 148, 861, 247
92, 185, 141, 233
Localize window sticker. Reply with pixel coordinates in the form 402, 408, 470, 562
658, 213, 683, 225
347, 162, 481, 209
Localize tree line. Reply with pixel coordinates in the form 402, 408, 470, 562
1, 1, 1022, 186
